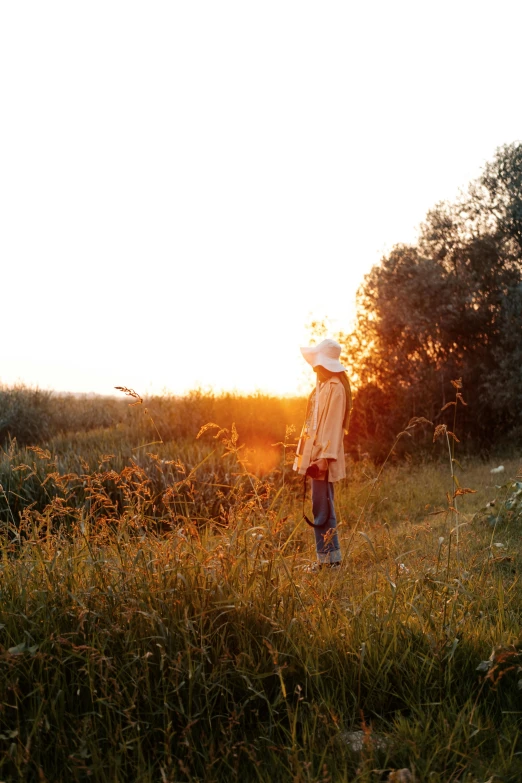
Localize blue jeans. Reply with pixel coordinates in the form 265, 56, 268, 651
311, 479, 342, 564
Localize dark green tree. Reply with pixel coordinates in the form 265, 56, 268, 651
343, 142, 522, 457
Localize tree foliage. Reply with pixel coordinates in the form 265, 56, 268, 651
343, 142, 522, 457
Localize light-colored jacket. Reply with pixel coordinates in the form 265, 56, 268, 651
293, 376, 346, 482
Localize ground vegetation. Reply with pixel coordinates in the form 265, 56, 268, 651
0, 387, 521, 781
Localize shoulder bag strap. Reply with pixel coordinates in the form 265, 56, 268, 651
302, 466, 330, 528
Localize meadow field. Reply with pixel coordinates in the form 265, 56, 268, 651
0, 389, 521, 782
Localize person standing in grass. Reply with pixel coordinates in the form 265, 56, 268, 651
294, 338, 352, 567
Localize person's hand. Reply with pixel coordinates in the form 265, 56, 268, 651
312, 458, 328, 473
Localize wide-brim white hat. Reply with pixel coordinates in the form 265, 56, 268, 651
300, 338, 346, 373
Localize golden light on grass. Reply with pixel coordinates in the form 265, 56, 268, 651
1, 387, 522, 779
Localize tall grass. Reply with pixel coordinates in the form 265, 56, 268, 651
0, 390, 521, 781
0, 385, 307, 448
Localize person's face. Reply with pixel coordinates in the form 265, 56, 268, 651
314, 365, 332, 382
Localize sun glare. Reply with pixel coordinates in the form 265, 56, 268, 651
1, 4, 520, 398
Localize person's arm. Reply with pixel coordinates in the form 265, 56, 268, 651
313, 383, 345, 468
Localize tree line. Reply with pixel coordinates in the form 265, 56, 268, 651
333, 142, 522, 459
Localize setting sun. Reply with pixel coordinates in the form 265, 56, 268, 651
2, 2, 521, 396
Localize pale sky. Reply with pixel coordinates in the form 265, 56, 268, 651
1, 1, 521, 396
